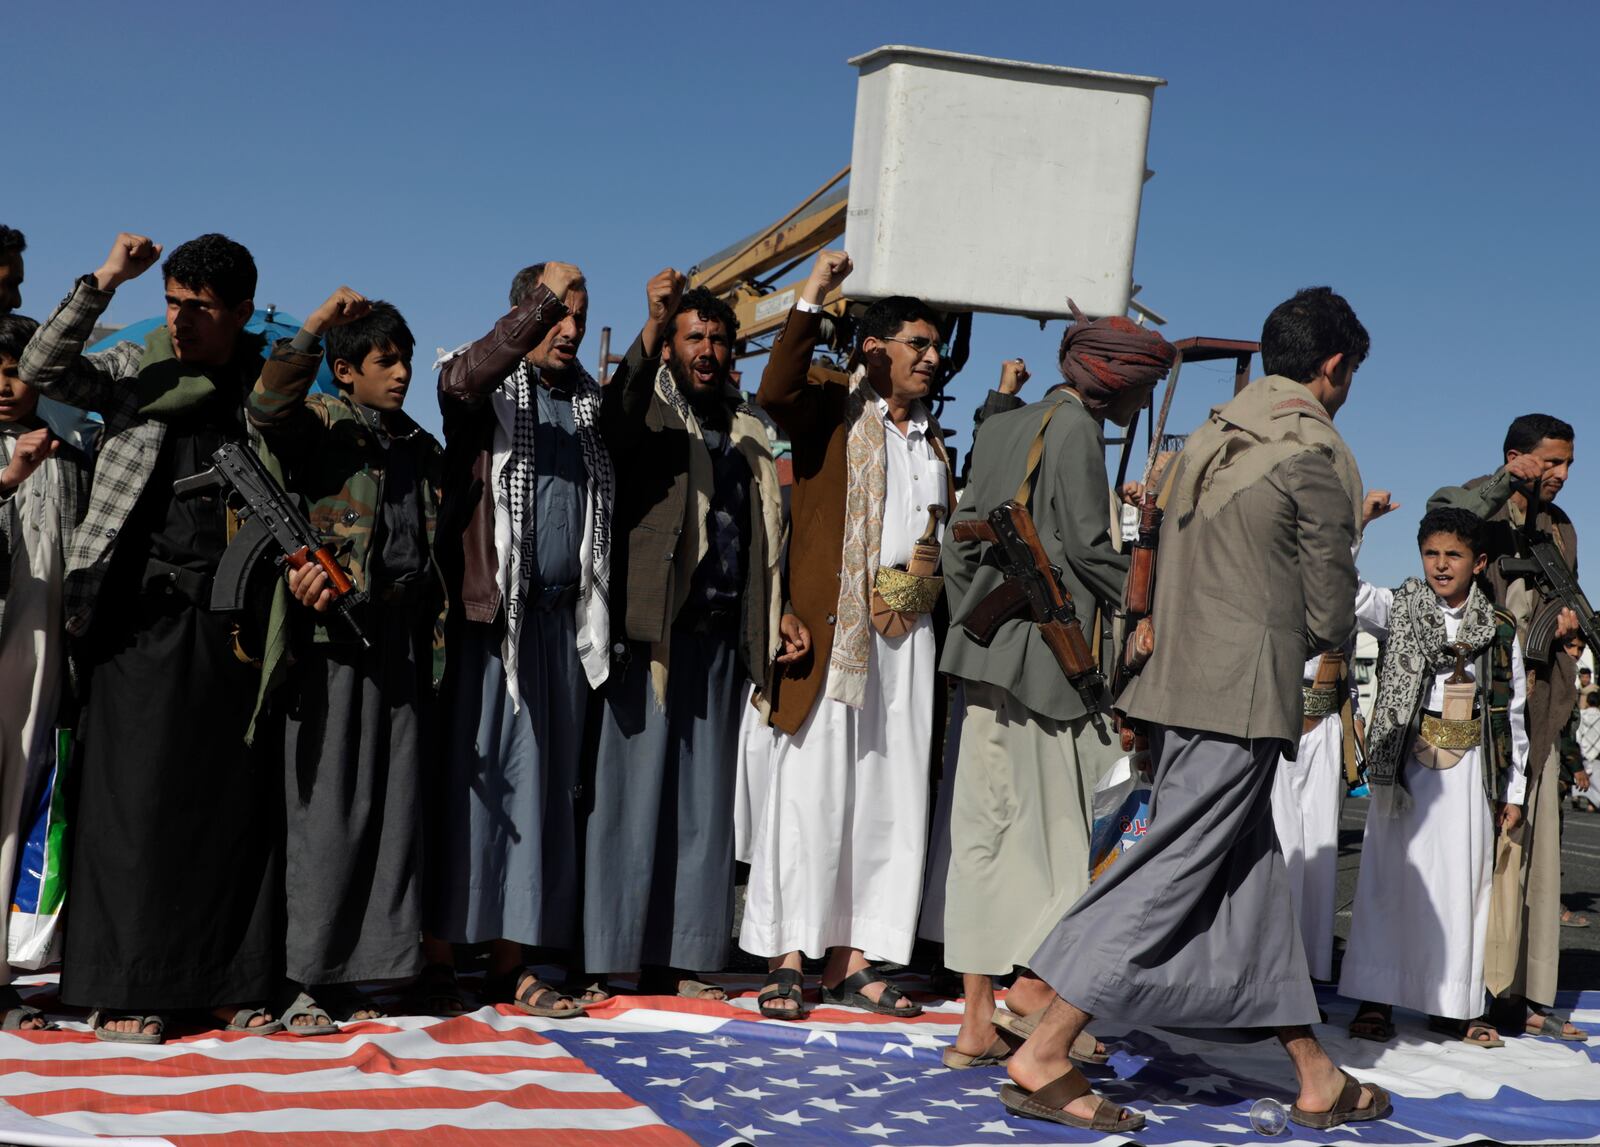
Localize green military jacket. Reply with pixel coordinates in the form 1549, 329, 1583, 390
247, 338, 447, 680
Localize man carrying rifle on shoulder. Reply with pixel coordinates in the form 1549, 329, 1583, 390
937, 307, 1173, 1071
1430, 413, 1594, 1043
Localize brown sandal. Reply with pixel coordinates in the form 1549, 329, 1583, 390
999, 1066, 1145, 1131
484, 968, 585, 1019
991, 1010, 1110, 1064
1289, 1071, 1392, 1129
941, 1034, 1014, 1068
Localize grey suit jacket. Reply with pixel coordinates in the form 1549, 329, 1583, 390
1117, 448, 1357, 751
941, 389, 1128, 722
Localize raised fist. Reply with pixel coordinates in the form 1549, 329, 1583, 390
94, 233, 163, 291
0, 427, 59, 495
540, 261, 584, 303
305, 286, 371, 335
1361, 489, 1400, 527
998, 358, 1030, 396
646, 268, 686, 325
802, 250, 852, 305
1505, 454, 1550, 485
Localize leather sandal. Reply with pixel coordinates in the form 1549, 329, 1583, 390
991, 1009, 1109, 1064
999, 1066, 1145, 1131
941, 1034, 1013, 1068
1428, 1014, 1503, 1048
483, 968, 584, 1019
1526, 1009, 1590, 1042
1349, 1003, 1395, 1043
90, 1009, 166, 1045
819, 968, 922, 1017
1289, 1071, 1392, 1129
757, 967, 805, 1020
0, 987, 56, 1032
277, 993, 334, 1036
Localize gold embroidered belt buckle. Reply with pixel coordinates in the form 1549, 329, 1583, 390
1419, 713, 1481, 750
873, 566, 943, 615
1302, 685, 1340, 721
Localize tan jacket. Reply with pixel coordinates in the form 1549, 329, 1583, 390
1117, 446, 1358, 750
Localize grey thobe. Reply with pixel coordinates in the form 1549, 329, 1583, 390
1030, 723, 1320, 1029
282, 430, 432, 985
429, 383, 588, 947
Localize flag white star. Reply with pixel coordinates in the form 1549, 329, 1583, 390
880, 1040, 920, 1057
847, 1083, 887, 1098
961, 1085, 1002, 1097
765, 1076, 812, 1090
903, 1031, 946, 1049
772, 1046, 811, 1059
585, 1036, 621, 1048
725, 1124, 772, 1140
846, 1056, 886, 1068
892, 1109, 939, 1124
1181, 1073, 1235, 1095
975, 1119, 1020, 1136
693, 1061, 732, 1074
806, 1097, 855, 1113
680, 1095, 728, 1111
805, 1029, 839, 1046
618, 1056, 648, 1067
809, 1063, 853, 1077
660, 1046, 700, 1059
921, 1066, 952, 1077
727, 1085, 773, 1101
731, 1055, 773, 1067
697, 1036, 737, 1047
645, 1076, 687, 1087
849, 1122, 903, 1138
926, 1098, 976, 1110
882, 1072, 918, 1086
1141, 1108, 1174, 1124
764, 1108, 818, 1127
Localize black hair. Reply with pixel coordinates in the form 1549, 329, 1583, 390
1416, 506, 1486, 556
509, 263, 546, 308
0, 313, 39, 360
857, 295, 942, 346
324, 301, 414, 382
1503, 413, 1574, 458
1259, 286, 1370, 383
0, 226, 24, 258
667, 287, 738, 342
161, 233, 257, 308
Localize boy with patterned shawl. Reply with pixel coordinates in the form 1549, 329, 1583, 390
1340, 507, 1529, 1047
247, 289, 444, 1031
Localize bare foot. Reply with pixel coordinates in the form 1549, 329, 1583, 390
103, 1015, 162, 1038
1293, 1061, 1380, 1116
213, 1004, 277, 1029
955, 990, 998, 1057
521, 974, 584, 1014
1008, 1037, 1132, 1125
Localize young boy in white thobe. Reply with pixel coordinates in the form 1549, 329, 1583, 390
1340, 507, 1529, 1046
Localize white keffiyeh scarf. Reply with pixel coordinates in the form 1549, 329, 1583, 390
499, 360, 613, 705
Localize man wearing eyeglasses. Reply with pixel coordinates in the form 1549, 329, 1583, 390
738, 250, 956, 1019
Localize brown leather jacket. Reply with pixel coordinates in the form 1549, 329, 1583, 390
435, 284, 569, 625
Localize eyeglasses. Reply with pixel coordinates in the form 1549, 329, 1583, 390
879, 335, 948, 360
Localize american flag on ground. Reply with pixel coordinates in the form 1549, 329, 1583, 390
1, 975, 1597, 1145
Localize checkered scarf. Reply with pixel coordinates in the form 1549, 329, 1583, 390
500, 359, 613, 697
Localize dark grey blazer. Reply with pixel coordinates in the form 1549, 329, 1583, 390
1117, 447, 1357, 751
941, 389, 1128, 722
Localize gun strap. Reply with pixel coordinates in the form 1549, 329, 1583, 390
1014, 395, 1072, 509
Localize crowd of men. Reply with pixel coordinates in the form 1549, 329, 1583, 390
0, 222, 1591, 1132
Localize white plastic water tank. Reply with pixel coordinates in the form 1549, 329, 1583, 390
844, 46, 1165, 320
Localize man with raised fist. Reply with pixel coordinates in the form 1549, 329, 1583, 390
20, 232, 283, 1042
580, 270, 795, 1001
423, 259, 609, 1018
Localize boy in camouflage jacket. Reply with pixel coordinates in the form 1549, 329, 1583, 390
248, 288, 444, 1030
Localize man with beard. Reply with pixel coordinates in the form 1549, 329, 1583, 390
580, 274, 798, 999
1429, 414, 1590, 1042
423, 260, 611, 1017
20, 233, 282, 1041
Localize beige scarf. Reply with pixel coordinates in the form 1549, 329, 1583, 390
1167, 375, 1363, 534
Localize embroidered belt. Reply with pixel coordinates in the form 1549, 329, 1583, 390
1419, 710, 1481, 750
873, 566, 943, 615
1302, 685, 1341, 721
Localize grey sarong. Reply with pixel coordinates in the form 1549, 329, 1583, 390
1030, 723, 1319, 1029
283, 602, 427, 985
583, 623, 741, 973
427, 611, 585, 947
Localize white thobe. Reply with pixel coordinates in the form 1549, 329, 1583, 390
739, 397, 947, 962
0, 436, 64, 982
1339, 587, 1530, 1019
1272, 652, 1354, 981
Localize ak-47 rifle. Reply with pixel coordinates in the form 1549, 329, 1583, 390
174, 441, 371, 647
953, 500, 1106, 721
1118, 347, 1186, 676
1499, 480, 1600, 666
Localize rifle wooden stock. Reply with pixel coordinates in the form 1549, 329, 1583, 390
959, 577, 1032, 646
951, 518, 997, 546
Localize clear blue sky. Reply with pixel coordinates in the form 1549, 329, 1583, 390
9, 0, 1597, 587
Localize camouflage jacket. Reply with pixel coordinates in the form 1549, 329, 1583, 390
246, 338, 446, 670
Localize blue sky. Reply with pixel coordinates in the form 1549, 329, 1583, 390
8, 0, 1597, 587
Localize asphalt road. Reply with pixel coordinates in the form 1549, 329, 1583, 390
1334, 793, 1600, 993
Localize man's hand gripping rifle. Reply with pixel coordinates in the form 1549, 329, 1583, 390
1500, 480, 1600, 666
952, 501, 1107, 724
174, 441, 371, 647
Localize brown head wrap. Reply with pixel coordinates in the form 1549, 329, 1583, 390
1056, 299, 1176, 413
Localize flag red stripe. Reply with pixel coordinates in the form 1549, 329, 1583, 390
171, 1127, 698, 1147
0, 1051, 595, 1078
